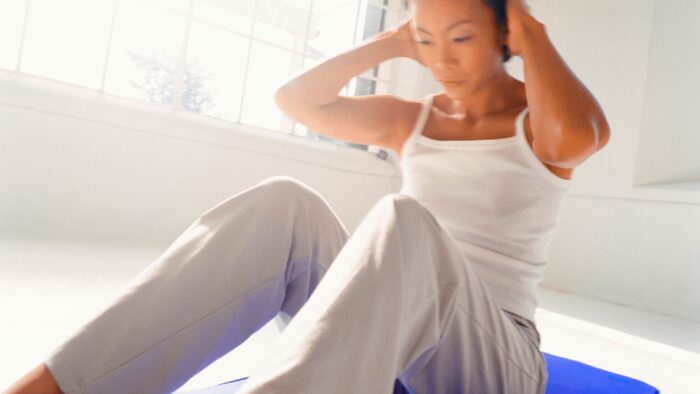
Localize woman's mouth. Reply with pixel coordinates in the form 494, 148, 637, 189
441, 80, 465, 87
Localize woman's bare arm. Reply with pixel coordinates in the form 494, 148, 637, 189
275, 21, 425, 152
506, 1, 611, 168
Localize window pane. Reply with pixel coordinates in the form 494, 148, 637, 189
104, 0, 186, 105
353, 76, 375, 96
143, 0, 188, 14
313, 0, 356, 16
0, 0, 27, 71
376, 60, 393, 81
308, 1, 359, 58
184, 21, 249, 121
20, 0, 114, 89
241, 41, 303, 131
293, 121, 311, 138
362, 3, 386, 41
193, 0, 254, 35
253, 0, 312, 51
375, 80, 390, 94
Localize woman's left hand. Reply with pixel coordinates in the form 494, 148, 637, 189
505, 0, 539, 57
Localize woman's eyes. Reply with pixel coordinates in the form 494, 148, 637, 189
417, 37, 473, 45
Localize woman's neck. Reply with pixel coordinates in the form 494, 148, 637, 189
442, 74, 522, 120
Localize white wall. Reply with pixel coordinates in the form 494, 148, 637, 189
635, 0, 700, 185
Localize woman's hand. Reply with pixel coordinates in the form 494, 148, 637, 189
505, 0, 541, 57
374, 19, 428, 68
393, 19, 428, 67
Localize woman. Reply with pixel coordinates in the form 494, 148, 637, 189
6, 0, 609, 393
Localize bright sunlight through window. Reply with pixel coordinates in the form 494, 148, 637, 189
0, 0, 403, 154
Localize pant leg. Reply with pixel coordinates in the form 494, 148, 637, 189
237, 193, 545, 394
400, 302, 547, 393
42, 175, 350, 394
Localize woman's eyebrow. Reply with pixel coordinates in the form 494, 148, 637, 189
416, 19, 476, 35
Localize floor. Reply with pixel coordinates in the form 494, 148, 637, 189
1, 234, 698, 393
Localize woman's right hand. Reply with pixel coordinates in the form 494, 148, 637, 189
376, 19, 427, 68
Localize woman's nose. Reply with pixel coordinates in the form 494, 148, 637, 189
435, 47, 458, 68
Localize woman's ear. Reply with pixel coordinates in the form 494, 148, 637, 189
499, 29, 511, 58
499, 28, 508, 46
501, 44, 510, 61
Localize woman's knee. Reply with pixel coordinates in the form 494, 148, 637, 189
256, 175, 329, 211
195, 175, 347, 242
258, 176, 349, 237
197, 175, 321, 221
376, 193, 441, 230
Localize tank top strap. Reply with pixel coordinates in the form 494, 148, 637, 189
407, 93, 435, 140
514, 106, 529, 138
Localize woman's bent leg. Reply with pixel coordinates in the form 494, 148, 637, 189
237, 193, 545, 394
236, 193, 464, 393
41, 175, 349, 394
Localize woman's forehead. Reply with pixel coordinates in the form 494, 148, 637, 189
409, 0, 487, 11
411, 0, 490, 22
411, 0, 491, 31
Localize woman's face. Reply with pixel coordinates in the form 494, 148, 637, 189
409, 0, 506, 99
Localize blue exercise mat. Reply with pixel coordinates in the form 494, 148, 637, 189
541, 352, 659, 394
175, 352, 659, 393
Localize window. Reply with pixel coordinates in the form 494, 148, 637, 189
0, 0, 407, 158
0, 0, 28, 70
17, 0, 114, 89
104, 0, 187, 104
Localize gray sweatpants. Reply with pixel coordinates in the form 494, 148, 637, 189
43, 175, 547, 394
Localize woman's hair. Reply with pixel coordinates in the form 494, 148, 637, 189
401, 0, 512, 62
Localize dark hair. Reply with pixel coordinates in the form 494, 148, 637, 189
402, 0, 511, 62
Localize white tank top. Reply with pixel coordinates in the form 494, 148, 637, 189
399, 93, 572, 323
